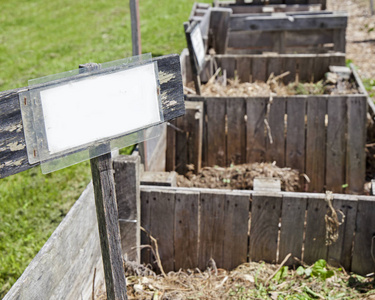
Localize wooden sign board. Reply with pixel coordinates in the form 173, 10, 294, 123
0, 54, 184, 179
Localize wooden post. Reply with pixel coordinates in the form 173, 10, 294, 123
130, 0, 141, 55
80, 64, 127, 300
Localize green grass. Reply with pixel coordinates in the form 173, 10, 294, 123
0, 0, 210, 296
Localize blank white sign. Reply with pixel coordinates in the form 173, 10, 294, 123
40, 62, 161, 154
191, 25, 205, 69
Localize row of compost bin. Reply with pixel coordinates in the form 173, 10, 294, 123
5, 1, 375, 299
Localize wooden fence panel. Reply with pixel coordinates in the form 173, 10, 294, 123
352, 197, 375, 275
223, 192, 250, 270
206, 98, 227, 167
279, 193, 307, 265
252, 56, 268, 82
326, 97, 346, 193
297, 56, 315, 82
199, 191, 226, 269
265, 97, 286, 167
267, 56, 284, 77
246, 98, 267, 163
347, 96, 366, 194
140, 190, 153, 265
249, 193, 282, 263
304, 195, 328, 264
236, 56, 251, 83
286, 97, 306, 173
328, 195, 357, 270
216, 56, 236, 79
306, 97, 326, 192
226, 98, 246, 165
174, 191, 200, 270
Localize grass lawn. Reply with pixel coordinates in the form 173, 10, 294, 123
0, 0, 210, 296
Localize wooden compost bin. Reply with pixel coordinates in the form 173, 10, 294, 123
171, 51, 368, 194
189, 5, 347, 54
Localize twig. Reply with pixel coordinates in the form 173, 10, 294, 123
92, 267, 96, 300
265, 253, 292, 286
207, 67, 222, 85
183, 85, 196, 95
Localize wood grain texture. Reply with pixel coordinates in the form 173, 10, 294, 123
249, 193, 282, 263
174, 191, 200, 270
209, 8, 232, 54
346, 96, 366, 194
165, 120, 176, 172
265, 97, 286, 167
305, 96, 327, 192
113, 155, 140, 263
130, 0, 141, 56
327, 194, 357, 270
140, 190, 152, 265
351, 197, 375, 275
3, 183, 105, 300
246, 98, 267, 163
223, 192, 250, 270
0, 55, 184, 179
226, 98, 246, 165
199, 191, 226, 269
90, 153, 127, 300
304, 194, 328, 265
286, 96, 306, 173
279, 193, 307, 265
206, 97, 226, 167
326, 97, 346, 193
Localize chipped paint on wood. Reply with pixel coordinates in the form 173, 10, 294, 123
159, 71, 175, 85
8, 142, 25, 151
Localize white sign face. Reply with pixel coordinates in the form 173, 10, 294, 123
40, 62, 161, 154
190, 25, 205, 69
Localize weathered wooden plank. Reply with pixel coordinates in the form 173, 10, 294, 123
209, 8, 232, 54
304, 194, 328, 265
346, 96, 366, 194
149, 190, 175, 272
333, 28, 346, 52
217, 56, 236, 78
352, 196, 375, 275
130, 0, 141, 56
90, 152, 127, 300
165, 120, 176, 172
229, 13, 347, 32
140, 190, 152, 266
0, 55, 184, 179
313, 55, 330, 81
285, 29, 333, 48
249, 193, 282, 263
265, 97, 286, 167
198, 191, 226, 269
305, 96, 326, 192
223, 192, 250, 270
251, 55, 267, 82
279, 194, 307, 265
327, 194, 357, 270
174, 191, 200, 270
297, 56, 315, 82
267, 56, 284, 77
236, 56, 251, 83
227, 98, 246, 165
206, 97, 226, 167
246, 98, 267, 163
326, 97, 346, 193
283, 56, 297, 83
286, 96, 306, 173
113, 155, 140, 262
3, 183, 104, 300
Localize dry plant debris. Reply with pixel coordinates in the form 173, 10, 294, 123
186, 70, 359, 97
177, 162, 301, 192
96, 258, 375, 299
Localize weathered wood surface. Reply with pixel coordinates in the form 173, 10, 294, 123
141, 170, 177, 187
209, 8, 232, 54
137, 186, 375, 275
90, 153, 127, 300
213, 3, 322, 13
4, 183, 105, 300
113, 155, 141, 262
0, 54, 184, 179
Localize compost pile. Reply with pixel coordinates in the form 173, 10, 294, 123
185, 70, 359, 97
96, 258, 375, 299
176, 162, 301, 192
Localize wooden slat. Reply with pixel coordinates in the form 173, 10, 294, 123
206, 97, 226, 167
217, 56, 236, 79
286, 96, 306, 173
149, 190, 175, 272
305, 96, 326, 192
313, 55, 330, 81
226, 98, 246, 165
327, 194, 357, 270
223, 192, 250, 270
198, 191, 226, 269
304, 194, 328, 265
0, 55, 185, 179
333, 28, 346, 52
140, 190, 152, 265
351, 196, 375, 275
267, 56, 284, 77
236, 56, 251, 83
346, 96, 366, 194
279, 193, 307, 265
251, 56, 268, 82
246, 98, 267, 163
165, 120, 176, 172
265, 97, 286, 167
209, 8, 232, 54
113, 155, 141, 262
249, 193, 282, 263
174, 191, 199, 270
297, 56, 315, 82
283, 56, 297, 83
326, 97, 346, 193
